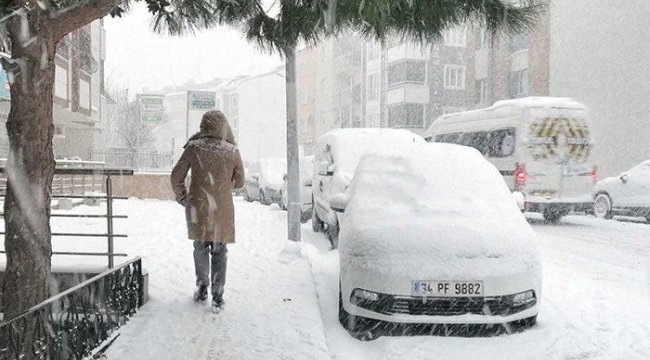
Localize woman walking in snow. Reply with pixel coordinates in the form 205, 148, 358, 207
171, 110, 245, 313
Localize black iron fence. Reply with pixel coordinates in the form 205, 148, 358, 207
94, 151, 173, 170
0, 257, 144, 359
0, 167, 134, 268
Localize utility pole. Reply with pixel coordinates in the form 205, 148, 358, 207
286, 48, 301, 242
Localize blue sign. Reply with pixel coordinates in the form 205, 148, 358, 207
0, 69, 10, 99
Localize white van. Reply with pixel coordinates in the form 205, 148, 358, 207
312, 129, 424, 247
424, 97, 596, 223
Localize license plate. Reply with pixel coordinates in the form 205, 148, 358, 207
412, 281, 483, 297
562, 165, 588, 176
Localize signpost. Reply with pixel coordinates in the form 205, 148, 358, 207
138, 94, 164, 123
186, 91, 217, 140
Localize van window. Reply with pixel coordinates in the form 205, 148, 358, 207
433, 128, 516, 158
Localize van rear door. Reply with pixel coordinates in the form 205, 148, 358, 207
525, 109, 594, 202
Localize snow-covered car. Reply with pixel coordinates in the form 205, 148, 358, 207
593, 160, 650, 222
280, 156, 314, 222
244, 158, 286, 206
335, 143, 542, 339
312, 128, 424, 247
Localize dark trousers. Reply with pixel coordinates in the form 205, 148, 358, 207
193, 240, 228, 303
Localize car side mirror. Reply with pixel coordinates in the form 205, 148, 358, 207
330, 193, 348, 213
318, 161, 334, 176
620, 173, 629, 184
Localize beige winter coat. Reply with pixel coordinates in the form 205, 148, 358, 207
170, 110, 245, 243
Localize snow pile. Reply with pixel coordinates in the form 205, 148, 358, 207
339, 143, 541, 279
318, 128, 424, 177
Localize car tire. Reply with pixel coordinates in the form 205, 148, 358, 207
260, 190, 270, 206
279, 191, 287, 210
339, 286, 379, 341
312, 209, 324, 232
243, 189, 253, 202
543, 209, 563, 224
328, 221, 340, 249
593, 193, 613, 220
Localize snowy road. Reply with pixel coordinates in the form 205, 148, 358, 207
15, 199, 649, 359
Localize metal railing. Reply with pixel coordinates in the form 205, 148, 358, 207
0, 167, 134, 268
0, 257, 144, 359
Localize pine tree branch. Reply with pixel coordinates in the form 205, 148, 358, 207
50, 0, 120, 42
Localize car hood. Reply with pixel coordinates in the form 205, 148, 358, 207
339, 209, 541, 280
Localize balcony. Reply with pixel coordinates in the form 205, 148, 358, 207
387, 43, 429, 63
386, 83, 429, 105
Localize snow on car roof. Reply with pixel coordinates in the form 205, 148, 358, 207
319, 128, 424, 174
339, 142, 541, 279
258, 157, 287, 188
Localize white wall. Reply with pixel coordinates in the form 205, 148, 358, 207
236, 69, 287, 165
549, 0, 650, 176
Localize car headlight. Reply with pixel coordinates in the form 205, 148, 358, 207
510, 290, 536, 306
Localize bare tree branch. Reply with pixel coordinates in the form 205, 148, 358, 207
51, 0, 121, 42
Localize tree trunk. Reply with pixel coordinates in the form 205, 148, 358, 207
1, 10, 56, 320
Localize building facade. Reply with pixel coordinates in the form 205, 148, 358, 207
466, 1, 650, 176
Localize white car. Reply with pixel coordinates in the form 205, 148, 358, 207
280, 156, 314, 222
335, 143, 542, 340
593, 160, 650, 223
243, 158, 286, 206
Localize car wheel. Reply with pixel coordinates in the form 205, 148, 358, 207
260, 191, 270, 206
593, 193, 613, 219
279, 191, 287, 211
543, 209, 563, 224
646, 213, 650, 224
328, 221, 340, 249
339, 286, 380, 341
312, 209, 324, 232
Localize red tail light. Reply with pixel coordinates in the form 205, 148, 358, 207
592, 166, 598, 183
514, 162, 527, 191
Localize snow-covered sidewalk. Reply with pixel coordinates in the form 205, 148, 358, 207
98, 199, 329, 360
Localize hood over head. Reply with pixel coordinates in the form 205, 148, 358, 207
185, 110, 236, 148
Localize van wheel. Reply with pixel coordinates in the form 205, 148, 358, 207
594, 193, 613, 219
339, 287, 379, 341
312, 209, 324, 232
543, 209, 563, 224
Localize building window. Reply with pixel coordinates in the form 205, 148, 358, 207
367, 74, 379, 101
78, 29, 97, 74
55, 64, 68, 101
444, 65, 466, 90
476, 79, 488, 104
79, 78, 91, 110
509, 69, 529, 98
387, 60, 426, 86
388, 103, 424, 128
510, 33, 530, 53
477, 28, 491, 49
321, 112, 326, 125
56, 35, 70, 60
444, 27, 467, 47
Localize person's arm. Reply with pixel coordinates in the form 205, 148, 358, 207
170, 147, 192, 206
232, 150, 245, 190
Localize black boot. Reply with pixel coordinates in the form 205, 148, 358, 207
193, 285, 208, 302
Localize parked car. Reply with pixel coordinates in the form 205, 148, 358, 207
280, 156, 314, 222
335, 142, 542, 340
312, 129, 424, 247
593, 160, 650, 222
425, 97, 597, 223
243, 158, 286, 206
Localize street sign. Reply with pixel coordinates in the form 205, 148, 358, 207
138, 94, 164, 123
188, 91, 216, 110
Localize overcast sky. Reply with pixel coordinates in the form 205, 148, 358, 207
104, 3, 282, 93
